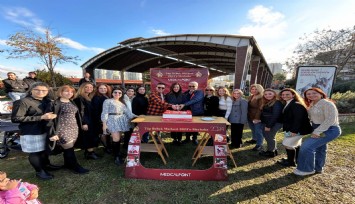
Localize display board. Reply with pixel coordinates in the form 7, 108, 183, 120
295, 65, 337, 97
150, 68, 208, 94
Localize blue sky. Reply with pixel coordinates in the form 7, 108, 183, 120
0, 0, 354, 78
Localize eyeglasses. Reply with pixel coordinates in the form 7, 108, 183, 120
205, 89, 213, 91
189, 86, 195, 88
33, 89, 48, 92
157, 87, 165, 89
113, 92, 122, 94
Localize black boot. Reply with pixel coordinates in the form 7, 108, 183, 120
36, 169, 54, 180
112, 142, 123, 166
84, 150, 100, 160
277, 149, 296, 167
64, 148, 89, 174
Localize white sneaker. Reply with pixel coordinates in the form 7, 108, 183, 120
293, 169, 315, 176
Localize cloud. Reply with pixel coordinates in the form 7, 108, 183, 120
2, 7, 45, 33
239, 5, 287, 40
58, 37, 105, 54
2, 6, 105, 54
0, 39, 7, 46
151, 29, 171, 36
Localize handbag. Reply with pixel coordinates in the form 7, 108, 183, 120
48, 140, 63, 155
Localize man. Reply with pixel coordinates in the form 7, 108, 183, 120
3, 72, 28, 101
180, 81, 204, 145
23, 71, 41, 89
78, 72, 96, 87
147, 83, 175, 115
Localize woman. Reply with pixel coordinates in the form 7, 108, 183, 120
294, 88, 341, 176
259, 89, 283, 157
247, 84, 264, 151
216, 87, 232, 119
203, 85, 219, 116
92, 84, 112, 153
47, 85, 89, 174
74, 82, 99, 159
165, 82, 185, 145
277, 88, 312, 166
11, 82, 59, 180
101, 88, 136, 165
123, 87, 135, 149
132, 86, 149, 143
228, 89, 248, 148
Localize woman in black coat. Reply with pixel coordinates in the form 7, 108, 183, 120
165, 82, 185, 144
277, 88, 313, 166
74, 82, 99, 159
203, 85, 219, 116
259, 89, 283, 157
91, 83, 112, 152
131, 86, 149, 143
11, 82, 59, 180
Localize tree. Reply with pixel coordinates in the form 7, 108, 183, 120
4, 27, 79, 87
35, 69, 73, 87
286, 26, 355, 77
273, 73, 286, 81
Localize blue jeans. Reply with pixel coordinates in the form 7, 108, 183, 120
297, 124, 341, 172
248, 120, 264, 146
261, 123, 283, 151
8, 92, 26, 101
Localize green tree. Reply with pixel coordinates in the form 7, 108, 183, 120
3, 27, 79, 87
273, 73, 286, 81
286, 26, 354, 77
35, 69, 73, 87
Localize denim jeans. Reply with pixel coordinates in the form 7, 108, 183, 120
248, 120, 264, 146
297, 124, 341, 172
8, 92, 26, 101
261, 123, 283, 151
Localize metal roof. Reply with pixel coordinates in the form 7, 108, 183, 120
81, 34, 269, 78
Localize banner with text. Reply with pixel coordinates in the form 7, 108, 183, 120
150, 68, 209, 94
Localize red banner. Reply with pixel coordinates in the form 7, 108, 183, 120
150, 68, 209, 94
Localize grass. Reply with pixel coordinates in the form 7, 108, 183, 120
1, 122, 355, 204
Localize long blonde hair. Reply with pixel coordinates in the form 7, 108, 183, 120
249, 84, 264, 100
217, 86, 231, 100
75, 82, 95, 101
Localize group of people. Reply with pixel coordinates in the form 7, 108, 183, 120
243, 84, 341, 176
3, 71, 41, 101
4, 70, 341, 184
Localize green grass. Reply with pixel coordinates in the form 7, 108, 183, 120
1, 122, 354, 204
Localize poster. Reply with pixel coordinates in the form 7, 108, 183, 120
150, 68, 209, 94
295, 66, 337, 97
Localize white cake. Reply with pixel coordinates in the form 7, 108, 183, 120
162, 110, 192, 121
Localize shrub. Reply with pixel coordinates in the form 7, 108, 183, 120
331, 91, 355, 113
333, 81, 355, 93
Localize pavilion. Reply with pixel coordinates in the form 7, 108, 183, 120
81, 34, 272, 89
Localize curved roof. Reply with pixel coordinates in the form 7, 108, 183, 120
81, 34, 268, 78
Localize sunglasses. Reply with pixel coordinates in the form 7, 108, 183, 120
113, 92, 122, 94
189, 86, 195, 88
157, 87, 165, 89
205, 89, 213, 91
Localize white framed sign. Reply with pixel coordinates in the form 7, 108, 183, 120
295, 65, 337, 97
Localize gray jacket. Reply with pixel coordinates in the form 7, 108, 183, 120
228, 98, 248, 124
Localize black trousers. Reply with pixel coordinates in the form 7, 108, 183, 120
231, 123, 244, 147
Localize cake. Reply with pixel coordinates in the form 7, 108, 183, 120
162, 110, 192, 122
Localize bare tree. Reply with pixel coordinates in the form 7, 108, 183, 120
4, 27, 79, 87
286, 26, 355, 77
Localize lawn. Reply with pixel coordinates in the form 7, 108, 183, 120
1, 122, 354, 204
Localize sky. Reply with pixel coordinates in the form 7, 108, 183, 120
0, 0, 354, 79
